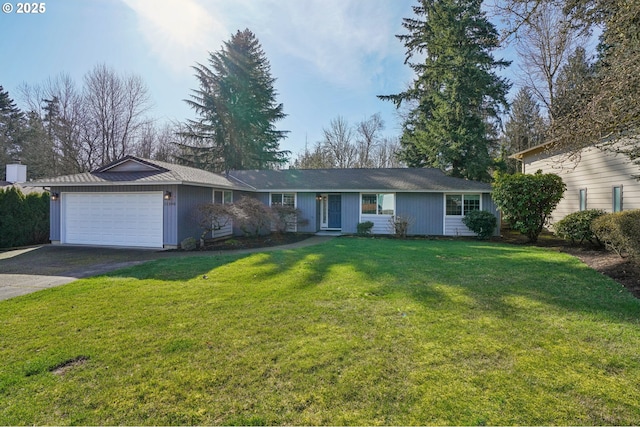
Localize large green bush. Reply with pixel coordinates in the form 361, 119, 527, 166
553, 209, 606, 245
492, 171, 566, 243
591, 210, 640, 260
462, 210, 497, 240
0, 187, 50, 248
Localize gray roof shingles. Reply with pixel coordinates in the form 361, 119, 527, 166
30, 157, 247, 190
229, 168, 492, 192
30, 156, 492, 193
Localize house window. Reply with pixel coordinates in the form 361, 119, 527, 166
613, 186, 623, 212
446, 194, 481, 216
223, 190, 232, 204
361, 193, 395, 215
271, 193, 295, 207
214, 190, 233, 204
579, 188, 587, 211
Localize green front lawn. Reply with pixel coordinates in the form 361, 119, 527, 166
1, 238, 640, 425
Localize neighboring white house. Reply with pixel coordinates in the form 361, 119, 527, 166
513, 140, 640, 223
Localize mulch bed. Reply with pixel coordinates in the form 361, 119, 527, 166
497, 229, 640, 299
200, 233, 314, 251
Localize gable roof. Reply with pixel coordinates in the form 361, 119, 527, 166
229, 168, 492, 192
30, 156, 250, 190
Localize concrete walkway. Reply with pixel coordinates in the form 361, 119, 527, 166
0, 235, 335, 302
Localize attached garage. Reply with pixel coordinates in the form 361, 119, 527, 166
62, 192, 164, 248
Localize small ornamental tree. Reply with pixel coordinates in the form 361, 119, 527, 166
194, 203, 234, 240
492, 170, 566, 243
269, 205, 308, 234
228, 196, 271, 237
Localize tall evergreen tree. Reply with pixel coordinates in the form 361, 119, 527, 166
552, 47, 595, 121
500, 87, 547, 173
181, 29, 289, 173
380, 0, 511, 181
554, 0, 640, 163
0, 86, 24, 177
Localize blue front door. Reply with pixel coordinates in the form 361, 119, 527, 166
328, 194, 341, 229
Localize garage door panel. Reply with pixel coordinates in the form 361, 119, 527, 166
63, 193, 163, 248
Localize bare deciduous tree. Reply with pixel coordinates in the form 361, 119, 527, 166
292, 114, 402, 169
511, 2, 587, 121
322, 116, 357, 168
84, 64, 152, 164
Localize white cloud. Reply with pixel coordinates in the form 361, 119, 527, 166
238, 0, 405, 89
122, 0, 406, 88
120, 0, 229, 74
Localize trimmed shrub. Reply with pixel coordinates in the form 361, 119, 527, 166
357, 221, 374, 236
591, 210, 640, 260
492, 171, 566, 243
553, 209, 606, 245
180, 237, 197, 251
462, 210, 497, 240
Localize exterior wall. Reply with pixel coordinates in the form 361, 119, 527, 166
212, 190, 233, 238
49, 185, 178, 247
176, 185, 213, 245
443, 192, 499, 237
296, 192, 319, 233
523, 145, 640, 223
396, 193, 444, 235
341, 193, 360, 234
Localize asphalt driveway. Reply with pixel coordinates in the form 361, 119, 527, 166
0, 236, 334, 301
0, 245, 171, 301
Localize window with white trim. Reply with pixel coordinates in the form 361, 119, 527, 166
613, 186, 623, 212
271, 193, 295, 207
446, 194, 481, 216
361, 193, 395, 215
214, 190, 233, 204
223, 190, 232, 204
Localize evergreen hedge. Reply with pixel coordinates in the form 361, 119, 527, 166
0, 187, 50, 248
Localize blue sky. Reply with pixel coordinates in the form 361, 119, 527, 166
0, 0, 514, 159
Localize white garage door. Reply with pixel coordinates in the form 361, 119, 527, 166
63, 192, 164, 248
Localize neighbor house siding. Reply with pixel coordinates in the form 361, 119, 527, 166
523, 145, 640, 223
176, 185, 212, 245
296, 192, 318, 233
48, 185, 177, 246
396, 193, 444, 235
341, 192, 360, 234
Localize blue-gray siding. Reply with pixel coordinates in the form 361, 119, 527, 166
341, 193, 360, 234
396, 193, 445, 235
176, 186, 213, 244
296, 192, 317, 233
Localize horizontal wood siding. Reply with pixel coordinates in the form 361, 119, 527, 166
444, 217, 474, 236
396, 193, 444, 235
341, 193, 360, 234
296, 192, 318, 233
524, 145, 640, 223
361, 214, 393, 234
